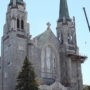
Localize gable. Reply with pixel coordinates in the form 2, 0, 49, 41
33, 29, 59, 49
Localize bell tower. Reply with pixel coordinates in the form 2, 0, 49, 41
57, 0, 77, 51
4, 0, 29, 35
1, 0, 30, 90
57, 0, 86, 90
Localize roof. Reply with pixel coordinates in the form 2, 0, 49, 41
9, 0, 24, 6
33, 27, 58, 48
58, 0, 70, 22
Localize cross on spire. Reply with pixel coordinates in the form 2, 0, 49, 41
47, 22, 51, 30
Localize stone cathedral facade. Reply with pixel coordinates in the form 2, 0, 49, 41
0, 0, 86, 90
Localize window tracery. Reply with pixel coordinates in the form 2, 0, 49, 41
41, 45, 56, 84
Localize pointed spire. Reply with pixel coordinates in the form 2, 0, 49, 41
9, 0, 24, 6
58, 0, 70, 22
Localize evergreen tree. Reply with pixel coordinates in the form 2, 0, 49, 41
16, 57, 39, 90
83, 86, 90, 90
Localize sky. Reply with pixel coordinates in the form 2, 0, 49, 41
0, 0, 90, 85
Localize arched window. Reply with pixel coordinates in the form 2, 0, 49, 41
59, 32, 63, 44
68, 33, 73, 44
41, 45, 56, 85
17, 18, 20, 28
46, 46, 51, 73
21, 20, 24, 29
0, 66, 1, 70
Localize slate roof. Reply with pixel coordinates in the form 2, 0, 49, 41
9, 0, 24, 6
58, 0, 70, 22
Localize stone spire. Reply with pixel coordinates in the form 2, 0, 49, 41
58, 0, 70, 22
9, 0, 24, 6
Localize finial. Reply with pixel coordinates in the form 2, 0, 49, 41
47, 22, 51, 30
73, 16, 75, 25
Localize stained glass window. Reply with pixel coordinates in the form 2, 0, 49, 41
41, 45, 56, 79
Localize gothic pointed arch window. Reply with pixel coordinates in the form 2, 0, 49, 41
41, 45, 56, 85
17, 18, 20, 29
21, 19, 24, 29
59, 32, 63, 44
68, 33, 73, 44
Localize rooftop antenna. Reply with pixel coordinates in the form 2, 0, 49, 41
83, 7, 90, 32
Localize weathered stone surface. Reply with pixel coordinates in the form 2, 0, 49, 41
0, 0, 86, 90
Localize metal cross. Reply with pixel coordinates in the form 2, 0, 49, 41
47, 22, 51, 29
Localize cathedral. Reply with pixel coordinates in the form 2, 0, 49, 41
0, 0, 87, 90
